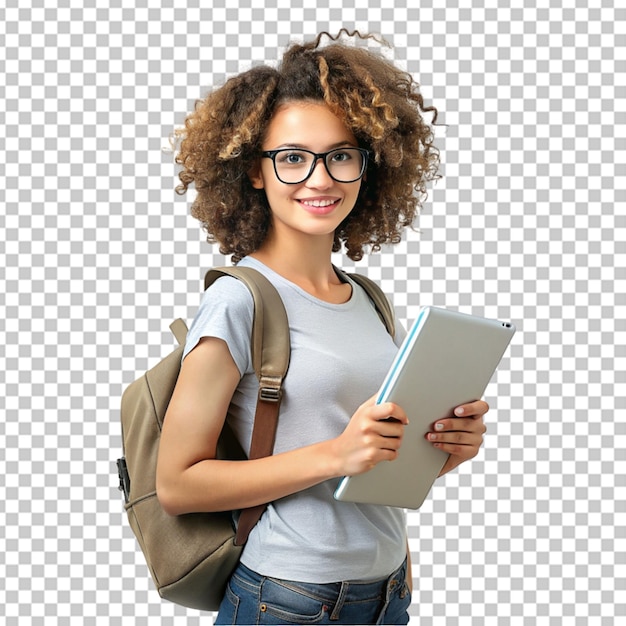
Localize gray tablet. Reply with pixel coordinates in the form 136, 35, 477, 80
334, 306, 515, 509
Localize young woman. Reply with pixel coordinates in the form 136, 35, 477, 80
156, 31, 488, 625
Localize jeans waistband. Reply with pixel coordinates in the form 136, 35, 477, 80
233, 557, 408, 606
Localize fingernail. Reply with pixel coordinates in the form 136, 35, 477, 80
435, 423, 444, 431
455, 407, 464, 416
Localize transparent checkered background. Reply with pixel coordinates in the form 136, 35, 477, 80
1, 0, 624, 624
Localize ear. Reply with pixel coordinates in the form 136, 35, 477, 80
248, 162, 264, 189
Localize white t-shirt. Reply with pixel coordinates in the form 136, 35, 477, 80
184, 256, 408, 583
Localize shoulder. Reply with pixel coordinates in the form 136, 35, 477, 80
201, 272, 255, 310
193, 273, 256, 333
183, 273, 256, 370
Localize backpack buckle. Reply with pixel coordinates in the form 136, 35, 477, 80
259, 386, 281, 402
258, 376, 282, 403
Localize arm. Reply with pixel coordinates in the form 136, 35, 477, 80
156, 336, 409, 515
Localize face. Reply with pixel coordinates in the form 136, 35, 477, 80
249, 101, 363, 244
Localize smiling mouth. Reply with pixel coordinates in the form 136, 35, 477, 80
298, 198, 340, 208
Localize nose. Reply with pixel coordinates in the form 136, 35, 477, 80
305, 157, 333, 189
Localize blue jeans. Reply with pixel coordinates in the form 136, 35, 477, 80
214, 558, 411, 625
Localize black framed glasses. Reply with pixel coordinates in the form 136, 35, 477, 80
261, 147, 369, 185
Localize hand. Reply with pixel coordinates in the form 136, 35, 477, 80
425, 400, 488, 477
331, 395, 409, 477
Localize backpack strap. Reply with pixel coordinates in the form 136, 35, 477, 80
169, 318, 188, 346
339, 270, 396, 338
204, 266, 291, 546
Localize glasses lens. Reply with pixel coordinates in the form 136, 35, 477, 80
325, 148, 365, 183
273, 150, 314, 184
272, 148, 366, 184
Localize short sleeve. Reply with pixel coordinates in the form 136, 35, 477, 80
182, 276, 254, 376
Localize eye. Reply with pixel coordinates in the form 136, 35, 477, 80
329, 149, 353, 163
276, 150, 308, 165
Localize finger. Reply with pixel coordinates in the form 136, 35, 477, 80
379, 435, 403, 452
431, 418, 487, 435
428, 431, 470, 445
375, 422, 405, 441
427, 430, 484, 446
454, 400, 489, 417
374, 402, 409, 425
431, 441, 480, 459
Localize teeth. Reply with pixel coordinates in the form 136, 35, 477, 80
301, 199, 336, 207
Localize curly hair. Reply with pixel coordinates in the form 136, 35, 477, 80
174, 30, 440, 263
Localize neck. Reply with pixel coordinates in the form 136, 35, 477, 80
251, 232, 347, 299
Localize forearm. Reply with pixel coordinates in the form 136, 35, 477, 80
157, 439, 340, 515
158, 390, 408, 516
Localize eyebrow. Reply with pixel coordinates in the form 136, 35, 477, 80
272, 141, 357, 151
